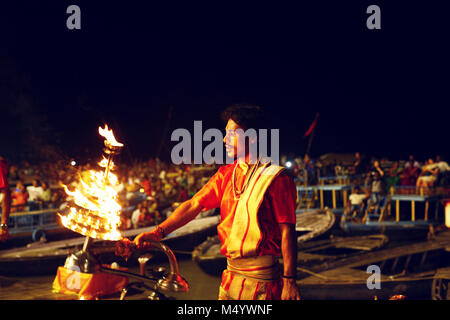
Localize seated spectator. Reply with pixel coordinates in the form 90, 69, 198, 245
416, 158, 439, 189
435, 155, 450, 172
146, 198, 164, 224
140, 175, 152, 197
39, 181, 52, 209
399, 158, 420, 188
404, 154, 420, 170
159, 168, 167, 181
177, 187, 188, 202
27, 179, 44, 210
131, 203, 143, 229
434, 155, 450, 187
163, 180, 177, 200
142, 206, 155, 226
147, 198, 158, 213
11, 181, 28, 212
347, 186, 369, 217
120, 213, 132, 230
153, 210, 164, 225
385, 161, 401, 193
125, 175, 141, 204
51, 187, 66, 209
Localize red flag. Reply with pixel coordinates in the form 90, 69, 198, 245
304, 113, 319, 138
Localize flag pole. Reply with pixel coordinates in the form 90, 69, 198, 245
305, 112, 319, 156
305, 126, 315, 156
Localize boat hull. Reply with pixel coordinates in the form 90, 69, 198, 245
0, 216, 220, 276
298, 277, 432, 300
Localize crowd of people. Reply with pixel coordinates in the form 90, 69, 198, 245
1, 153, 449, 228
286, 152, 450, 217
346, 153, 448, 217
0, 157, 218, 232
288, 152, 449, 190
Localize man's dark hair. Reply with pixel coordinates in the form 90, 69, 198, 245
221, 104, 268, 131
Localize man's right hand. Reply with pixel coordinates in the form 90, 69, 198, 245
133, 229, 162, 248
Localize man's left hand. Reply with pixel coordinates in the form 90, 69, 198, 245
281, 278, 301, 300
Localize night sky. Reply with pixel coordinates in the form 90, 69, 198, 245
0, 1, 448, 164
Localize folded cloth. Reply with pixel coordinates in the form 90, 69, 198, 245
52, 266, 128, 300
219, 255, 282, 300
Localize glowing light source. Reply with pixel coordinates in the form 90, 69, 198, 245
71, 161, 77, 166
98, 124, 123, 148
58, 125, 124, 241
286, 161, 292, 168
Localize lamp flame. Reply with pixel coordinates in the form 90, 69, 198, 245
98, 124, 123, 148
58, 125, 124, 241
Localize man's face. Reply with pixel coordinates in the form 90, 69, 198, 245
223, 118, 243, 159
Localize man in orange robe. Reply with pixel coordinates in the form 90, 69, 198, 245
135, 104, 300, 300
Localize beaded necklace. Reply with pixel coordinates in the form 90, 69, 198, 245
232, 158, 260, 200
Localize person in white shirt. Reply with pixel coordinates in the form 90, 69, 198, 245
26, 179, 44, 210
404, 155, 420, 169
416, 159, 439, 188
131, 203, 143, 229
433, 155, 450, 187
347, 186, 369, 217
434, 155, 450, 173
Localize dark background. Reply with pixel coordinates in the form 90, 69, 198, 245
0, 1, 448, 164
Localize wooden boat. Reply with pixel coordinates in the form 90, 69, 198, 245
6, 208, 71, 244
431, 266, 450, 300
191, 235, 224, 276
295, 208, 336, 243
193, 209, 337, 276
296, 229, 450, 299
297, 234, 389, 268
192, 233, 388, 277
5, 192, 148, 245
0, 215, 220, 276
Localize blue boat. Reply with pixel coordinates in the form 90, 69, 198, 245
4, 191, 149, 244
6, 208, 68, 243
340, 187, 447, 239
